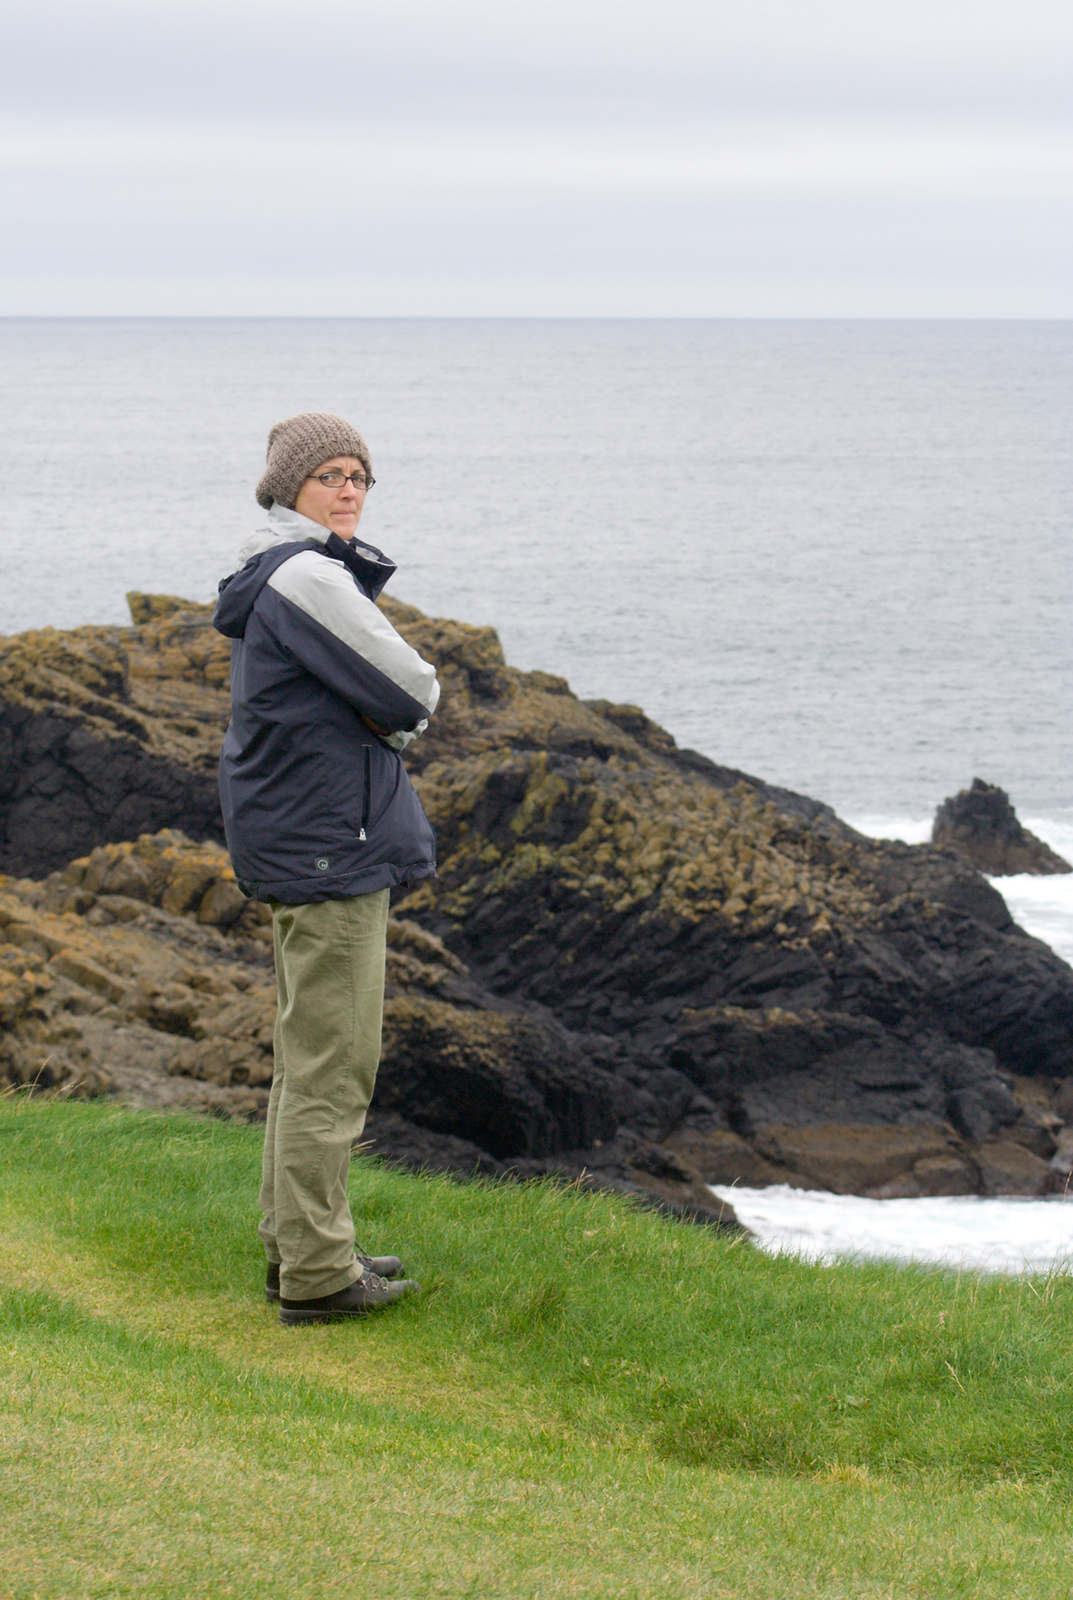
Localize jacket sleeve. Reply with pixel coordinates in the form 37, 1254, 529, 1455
264, 550, 440, 732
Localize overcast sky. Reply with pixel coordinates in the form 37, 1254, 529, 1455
2, 0, 1070, 317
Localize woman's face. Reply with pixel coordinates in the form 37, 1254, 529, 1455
292, 456, 369, 541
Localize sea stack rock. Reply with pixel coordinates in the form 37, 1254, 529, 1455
932, 778, 1071, 876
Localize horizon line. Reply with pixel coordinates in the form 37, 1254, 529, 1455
1, 312, 1070, 324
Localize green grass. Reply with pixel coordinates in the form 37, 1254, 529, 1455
1, 1098, 1071, 1597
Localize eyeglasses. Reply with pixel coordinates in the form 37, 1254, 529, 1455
307, 471, 375, 491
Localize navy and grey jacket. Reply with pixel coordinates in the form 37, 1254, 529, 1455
213, 504, 440, 904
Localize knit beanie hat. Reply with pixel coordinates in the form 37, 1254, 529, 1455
255, 412, 373, 510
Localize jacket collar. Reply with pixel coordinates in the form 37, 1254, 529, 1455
237, 502, 330, 564
236, 504, 398, 602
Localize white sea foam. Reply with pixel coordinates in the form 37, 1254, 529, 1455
992, 817, 1073, 967
710, 1185, 1073, 1275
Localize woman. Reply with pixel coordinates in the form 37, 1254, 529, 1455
214, 411, 440, 1325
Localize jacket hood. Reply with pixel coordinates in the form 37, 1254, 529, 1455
234, 503, 326, 566
214, 504, 397, 640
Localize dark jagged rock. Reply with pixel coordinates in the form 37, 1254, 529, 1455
360, 1114, 745, 1231
0, 597, 228, 877
375, 995, 622, 1159
359, 1109, 506, 1179
5, 594, 1073, 1200
933, 777, 1072, 877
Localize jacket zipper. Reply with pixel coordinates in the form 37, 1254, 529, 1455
359, 748, 370, 842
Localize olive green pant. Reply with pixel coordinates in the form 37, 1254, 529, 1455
259, 889, 390, 1301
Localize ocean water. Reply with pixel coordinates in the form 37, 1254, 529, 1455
2, 318, 1070, 821
2, 317, 1071, 1268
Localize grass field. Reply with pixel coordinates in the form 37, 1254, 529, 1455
1, 1096, 1071, 1598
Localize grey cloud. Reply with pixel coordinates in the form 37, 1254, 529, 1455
2, 0, 1070, 315
4, 0, 1073, 123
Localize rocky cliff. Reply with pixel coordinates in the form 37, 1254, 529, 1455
2, 593, 1072, 1203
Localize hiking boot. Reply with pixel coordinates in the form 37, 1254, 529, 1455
279, 1271, 420, 1325
265, 1251, 404, 1302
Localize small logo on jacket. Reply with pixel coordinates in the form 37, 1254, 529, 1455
315, 857, 330, 872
